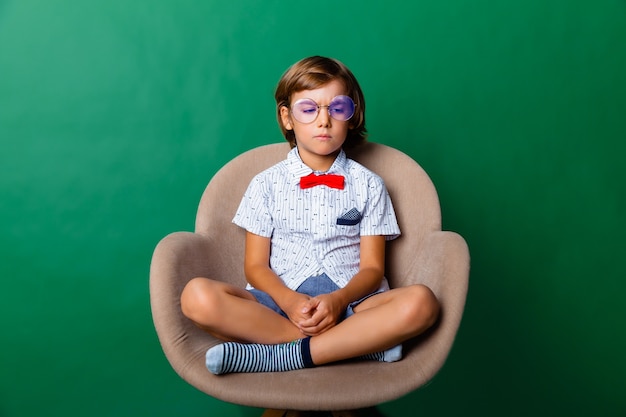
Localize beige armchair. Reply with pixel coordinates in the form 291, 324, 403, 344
149, 142, 470, 414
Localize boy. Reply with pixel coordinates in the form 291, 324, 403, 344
181, 56, 440, 374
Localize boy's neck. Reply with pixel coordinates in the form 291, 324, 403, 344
299, 149, 341, 173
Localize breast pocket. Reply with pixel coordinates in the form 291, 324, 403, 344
336, 207, 362, 226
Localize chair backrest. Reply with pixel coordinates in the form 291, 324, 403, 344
195, 141, 442, 289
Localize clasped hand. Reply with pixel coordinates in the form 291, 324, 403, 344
284, 292, 345, 337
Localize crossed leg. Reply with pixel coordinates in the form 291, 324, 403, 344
309, 284, 439, 365
180, 277, 303, 344
181, 277, 440, 373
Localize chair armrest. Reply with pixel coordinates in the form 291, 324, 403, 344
149, 232, 228, 379
401, 230, 470, 304
150, 231, 215, 293
395, 230, 470, 374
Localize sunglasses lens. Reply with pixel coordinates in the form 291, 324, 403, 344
291, 96, 355, 124
292, 99, 318, 123
329, 95, 355, 121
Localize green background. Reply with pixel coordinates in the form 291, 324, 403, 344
1, 0, 625, 416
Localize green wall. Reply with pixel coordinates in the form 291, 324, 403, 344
1, 0, 625, 416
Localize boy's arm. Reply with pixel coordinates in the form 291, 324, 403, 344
243, 231, 312, 324
298, 235, 386, 336
334, 234, 386, 306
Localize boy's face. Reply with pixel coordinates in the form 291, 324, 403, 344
280, 79, 350, 170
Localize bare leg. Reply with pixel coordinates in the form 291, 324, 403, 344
310, 284, 439, 365
180, 277, 303, 344
204, 284, 440, 374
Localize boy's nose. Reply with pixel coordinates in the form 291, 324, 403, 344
317, 108, 331, 127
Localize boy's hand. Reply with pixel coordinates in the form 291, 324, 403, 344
297, 293, 345, 336
280, 292, 316, 329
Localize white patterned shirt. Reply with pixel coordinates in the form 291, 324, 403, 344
233, 147, 401, 291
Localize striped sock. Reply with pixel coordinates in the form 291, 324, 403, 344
206, 337, 314, 375
360, 344, 403, 363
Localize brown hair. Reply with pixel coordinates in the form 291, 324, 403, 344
274, 56, 367, 149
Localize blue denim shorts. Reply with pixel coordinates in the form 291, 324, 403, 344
248, 273, 383, 320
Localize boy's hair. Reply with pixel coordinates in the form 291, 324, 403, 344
275, 56, 367, 149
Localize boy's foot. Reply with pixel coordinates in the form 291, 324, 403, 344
206, 338, 314, 375
360, 344, 402, 363
206, 339, 402, 375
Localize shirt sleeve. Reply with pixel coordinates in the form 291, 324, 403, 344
359, 175, 401, 240
232, 173, 274, 238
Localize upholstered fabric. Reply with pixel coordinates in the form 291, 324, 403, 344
150, 142, 470, 410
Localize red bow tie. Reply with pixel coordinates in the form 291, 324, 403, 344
300, 172, 345, 190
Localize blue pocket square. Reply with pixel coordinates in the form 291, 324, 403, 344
337, 208, 362, 225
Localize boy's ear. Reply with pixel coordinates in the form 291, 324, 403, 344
280, 106, 293, 131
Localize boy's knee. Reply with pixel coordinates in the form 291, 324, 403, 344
402, 284, 440, 330
180, 277, 218, 322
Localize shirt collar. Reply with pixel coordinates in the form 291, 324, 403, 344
286, 147, 349, 186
